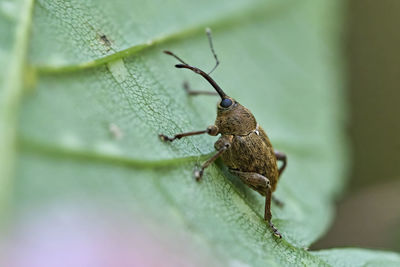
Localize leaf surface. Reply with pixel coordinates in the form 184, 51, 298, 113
313, 248, 400, 267
3, 0, 398, 266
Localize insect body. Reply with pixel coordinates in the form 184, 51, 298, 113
159, 29, 287, 238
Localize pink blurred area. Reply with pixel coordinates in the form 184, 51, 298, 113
1, 205, 214, 267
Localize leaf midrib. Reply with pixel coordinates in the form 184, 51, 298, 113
0, 0, 35, 223
34, 0, 297, 74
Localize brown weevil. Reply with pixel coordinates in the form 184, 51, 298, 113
159, 29, 287, 238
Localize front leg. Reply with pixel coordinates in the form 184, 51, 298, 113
183, 81, 218, 96
159, 125, 218, 142
230, 170, 282, 238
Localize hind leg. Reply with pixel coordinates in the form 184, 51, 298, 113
229, 170, 282, 238
273, 150, 287, 207
274, 150, 287, 177
272, 195, 284, 208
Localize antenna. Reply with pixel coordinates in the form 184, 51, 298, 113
206, 28, 220, 75
163, 50, 227, 99
163, 28, 227, 99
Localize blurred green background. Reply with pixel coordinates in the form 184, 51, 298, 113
313, 0, 400, 252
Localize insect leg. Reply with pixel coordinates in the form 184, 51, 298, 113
194, 142, 230, 181
274, 150, 287, 177
229, 170, 270, 196
159, 125, 219, 142
272, 195, 284, 208
229, 170, 282, 238
182, 81, 218, 96
265, 190, 282, 238
273, 150, 286, 207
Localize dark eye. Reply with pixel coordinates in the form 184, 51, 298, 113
220, 98, 232, 108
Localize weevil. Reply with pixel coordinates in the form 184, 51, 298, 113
159, 29, 287, 238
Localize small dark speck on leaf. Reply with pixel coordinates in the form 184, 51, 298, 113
99, 34, 112, 48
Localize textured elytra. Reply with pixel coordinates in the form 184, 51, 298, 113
217, 126, 279, 191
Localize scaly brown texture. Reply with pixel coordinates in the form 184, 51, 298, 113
214, 100, 279, 192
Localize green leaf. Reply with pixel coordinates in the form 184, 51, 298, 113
0, 0, 34, 219
313, 248, 400, 267
2, 0, 399, 266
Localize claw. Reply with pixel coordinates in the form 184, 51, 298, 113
193, 168, 204, 181
159, 134, 174, 142
269, 221, 282, 239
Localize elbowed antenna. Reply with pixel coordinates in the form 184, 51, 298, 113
176, 63, 227, 99
163, 28, 228, 99
163, 50, 227, 99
